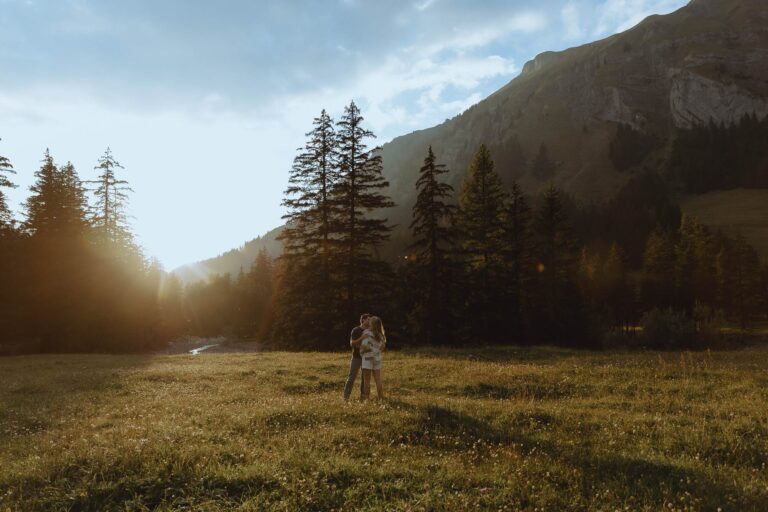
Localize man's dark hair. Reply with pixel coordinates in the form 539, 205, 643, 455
360, 313, 372, 322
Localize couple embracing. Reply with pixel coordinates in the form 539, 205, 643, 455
342, 313, 386, 401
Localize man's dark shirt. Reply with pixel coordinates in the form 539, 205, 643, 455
351, 326, 363, 358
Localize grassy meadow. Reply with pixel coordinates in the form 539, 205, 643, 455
2, 347, 768, 511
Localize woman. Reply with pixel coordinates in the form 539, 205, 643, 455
360, 316, 386, 400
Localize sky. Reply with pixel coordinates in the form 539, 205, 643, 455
0, 0, 688, 270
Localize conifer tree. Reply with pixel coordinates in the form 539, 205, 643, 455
458, 144, 508, 341
0, 139, 17, 228
87, 148, 137, 262
237, 248, 275, 339
60, 162, 90, 234
532, 184, 581, 343
249, 248, 275, 339
409, 146, 456, 344
276, 109, 341, 346
24, 151, 89, 238
332, 100, 394, 323
23, 151, 91, 350
641, 227, 676, 310
279, 110, 338, 259
716, 235, 762, 330
503, 182, 532, 337
675, 215, 716, 313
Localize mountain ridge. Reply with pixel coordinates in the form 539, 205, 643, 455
174, 0, 768, 282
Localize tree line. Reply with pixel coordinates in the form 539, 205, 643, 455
2, 102, 767, 352
669, 114, 768, 192
0, 145, 172, 352
192, 102, 765, 349
609, 113, 768, 192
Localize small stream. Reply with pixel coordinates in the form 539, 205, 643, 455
189, 344, 219, 355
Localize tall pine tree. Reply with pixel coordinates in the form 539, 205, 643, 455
641, 227, 677, 311
675, 215, 717, 314
458, 144, 508, 342
24, 152, 89, 238
275, 109, 341, 346
503, 182, 532, 339
332, 100, 394, 325
532, 185, 582, 344
87, 148, 139, 265
248, 247, 275, 339
409, 146, 456, 344
717, 235, 762, 330
23, 151, 92, 350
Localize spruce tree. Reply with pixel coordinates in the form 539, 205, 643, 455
409, 145, 456, 344
675, 215, 716, 313
249, 248, 275, 339
332, 100, 394, 324
0, 139, 17, 228
503, 182, 532, 338
276, 109, 341, 346
24, 151, 89, 238
279, 110, 338, 258
532, 184, 581, 344
23, 151, 91, 350
87, 148, 137, 263
716, 235, 762, 330
641, 227, 676, 311
458, 144, 508, 342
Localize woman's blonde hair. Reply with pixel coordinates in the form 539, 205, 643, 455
368, 316, 386, 344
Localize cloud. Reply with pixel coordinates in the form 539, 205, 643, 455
561, 2, 584, 39
418, 11, 547, 56
275, 14, 523, 141
415, 0, 439, 11
593, 0, 685, 36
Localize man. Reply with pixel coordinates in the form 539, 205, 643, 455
342, 313, 370, 400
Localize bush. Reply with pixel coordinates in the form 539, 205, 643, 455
639, 308, 700, 349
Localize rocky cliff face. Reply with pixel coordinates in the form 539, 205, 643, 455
670, 69, 768, 129
379, 0, 768, 231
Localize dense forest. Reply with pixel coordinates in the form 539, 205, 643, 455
1, 105, 767, 353
0, 147, 173, 352
176, 103, 768, 350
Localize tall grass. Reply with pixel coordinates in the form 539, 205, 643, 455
1, 347, 767, 511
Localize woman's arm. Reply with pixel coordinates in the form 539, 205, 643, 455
350, 334, 364, 348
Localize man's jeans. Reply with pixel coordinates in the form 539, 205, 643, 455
343, 355, 365, 400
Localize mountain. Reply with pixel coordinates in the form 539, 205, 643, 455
175, 0, 768, 282
380, 0, 768, 228
172, 226, 283, 283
